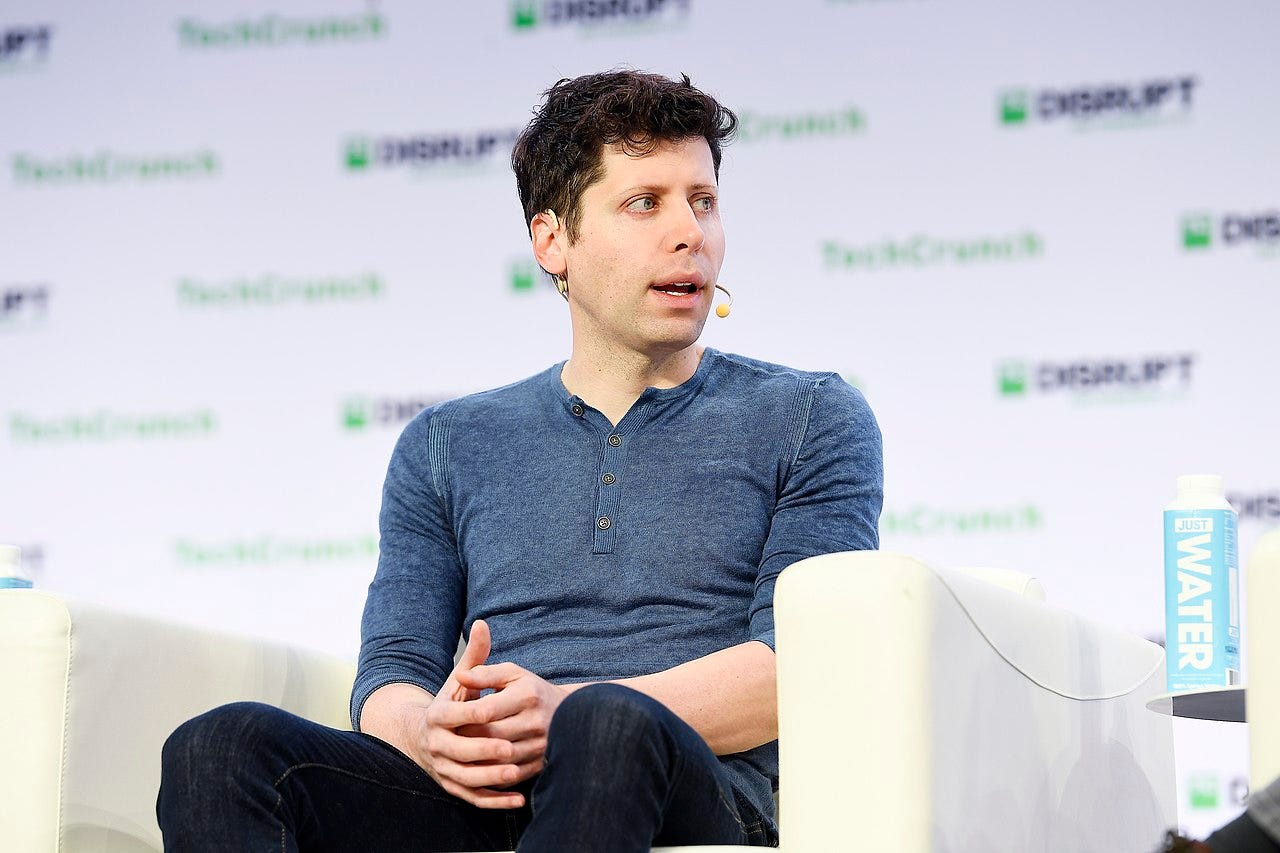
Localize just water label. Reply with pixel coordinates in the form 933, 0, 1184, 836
1164, 509, 1240, 691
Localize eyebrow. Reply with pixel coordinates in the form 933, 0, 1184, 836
616, 182, 719, 196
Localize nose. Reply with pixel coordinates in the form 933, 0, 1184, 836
668, 201, 705, 254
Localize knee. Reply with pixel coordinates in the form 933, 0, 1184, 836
550, 684, 672, 750
161, 701, 289, 780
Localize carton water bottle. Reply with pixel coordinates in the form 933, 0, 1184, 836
0, 544, 31, 589
1164, 475, 1240, 692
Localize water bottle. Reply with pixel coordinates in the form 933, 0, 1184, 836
1164, 475, 1240, 692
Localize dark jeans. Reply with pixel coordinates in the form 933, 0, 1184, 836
157, 683, 775, 851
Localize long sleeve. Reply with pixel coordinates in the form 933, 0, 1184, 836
749, 375, 883, 650
349, 405, 465, 730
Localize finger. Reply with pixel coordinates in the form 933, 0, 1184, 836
425, 728, 516, 764
433, 775, 525, 810
454, 662, 528, 690
505, 736, 546, 768
457, 732, 545, 767
430, 689, 530, 729
457, 619, 492, 673
508, 755, 545, 785
458, 715, 546, 743
437, 673, 471, 704
431, 754, 522, 790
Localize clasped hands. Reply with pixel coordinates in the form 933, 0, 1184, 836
417, 619, 568, 808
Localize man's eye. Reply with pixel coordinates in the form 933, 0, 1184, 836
693, 196, 715, 212
626, 197, 656, 212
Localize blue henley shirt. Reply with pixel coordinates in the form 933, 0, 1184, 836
352, 347, 883, 825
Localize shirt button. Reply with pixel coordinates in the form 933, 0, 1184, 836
607, 434, 622, 447
602, 473, 616, 485
571, 403, 584, 417
597, 516, 611, 530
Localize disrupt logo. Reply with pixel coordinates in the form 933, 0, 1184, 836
177, 273, 384, 307
1000, 75, 1196, 127
0, 284, 50, 329
177, 13, 386, 48
510, 261, 539, 293
0, 24, 52, 69
10, 409, 217, 444
998, 354, 1195, 400
1182, 210, 1280, 252
509, 260, 561, 295
343, 395, 448, 431
12, 150, 218, 186
882, 503, 1042, 537
1186, 773, 1249, 811
1187, 773, 1219, 810
175, 535, 377, 566
737, 106, 865, 143
512, 0, 690, 31
823, 231, 1042, 272
1228, 491, 1280, 522
345, 129, 520, 171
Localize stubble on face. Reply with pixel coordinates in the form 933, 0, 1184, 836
561, 137, 726, 369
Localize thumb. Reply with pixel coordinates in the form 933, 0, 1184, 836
458, 619, 492, 673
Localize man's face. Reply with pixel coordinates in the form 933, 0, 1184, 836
560, 136, 725, 360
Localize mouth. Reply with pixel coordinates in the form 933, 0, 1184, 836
650, 282, 701, 296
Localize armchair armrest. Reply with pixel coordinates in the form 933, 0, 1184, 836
0, 590, 356, 852
774, 552, 1174, 852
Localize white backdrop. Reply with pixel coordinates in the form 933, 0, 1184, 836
4, 0, 1278, 837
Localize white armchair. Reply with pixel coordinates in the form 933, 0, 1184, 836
1, 552, 1175, 852
776, 552, 1175, 852
0, 592, 354, 852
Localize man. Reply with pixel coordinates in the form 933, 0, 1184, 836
158, 70, 882, 851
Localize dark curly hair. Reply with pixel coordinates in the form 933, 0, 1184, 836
512, 70, 738, 244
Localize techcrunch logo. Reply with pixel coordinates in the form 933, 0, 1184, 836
12, 150, 218, 186
174, 535, 377, 567
177, 13, 386, 48
1, 24, 52, 71
1182, 210, 1280, 254
1228, 491, 1280, 522
345, 129, 520, 172
177, 273, 384, 307
737, 106, 865, 144
1, 284, 50, 330
512, 0, 690, 32
999, 75, 1197, 128
10, 409, 217, 444
822, 231, 1042, 272
882, 503, 1043, 537
997, 354, 1195, 401
342, 395, 449, 431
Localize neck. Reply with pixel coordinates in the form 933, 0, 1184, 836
561, 342, 703, 426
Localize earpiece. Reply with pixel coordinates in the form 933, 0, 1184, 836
544, 209, 560, 231
714, 284, 733, 318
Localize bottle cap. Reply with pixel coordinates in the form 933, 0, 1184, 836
1177, 474, 1225, 496
0, 545, 21, 577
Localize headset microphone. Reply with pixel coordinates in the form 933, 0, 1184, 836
713, 284, 733, 318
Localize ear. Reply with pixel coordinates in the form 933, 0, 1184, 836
530, 211, 567, 278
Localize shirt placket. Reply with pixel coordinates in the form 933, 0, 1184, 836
569, 396, 649, 555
